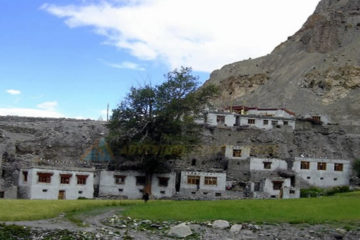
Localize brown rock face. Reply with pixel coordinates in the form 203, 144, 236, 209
204, 0, 360, 125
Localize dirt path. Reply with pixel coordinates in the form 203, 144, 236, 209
2, 207, 122, 233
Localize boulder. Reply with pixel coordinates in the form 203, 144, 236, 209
168, 223, 192, 238
230, 224, 242, 233
212, 220, 230, 229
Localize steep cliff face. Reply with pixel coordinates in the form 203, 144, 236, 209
204, 0, 360, 125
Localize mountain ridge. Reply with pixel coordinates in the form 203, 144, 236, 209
204, 0, 360, 125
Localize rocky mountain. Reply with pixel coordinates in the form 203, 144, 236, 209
0, 116, 107, 196
204, 0, 360, 125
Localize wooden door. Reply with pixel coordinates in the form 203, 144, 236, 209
58, 190, 65, 200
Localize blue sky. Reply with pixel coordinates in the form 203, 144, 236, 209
0, 0, 320, 119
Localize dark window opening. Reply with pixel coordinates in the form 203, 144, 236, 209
191, 159, 197, 166
37, 172, 53, 183
0, 191, 4, 198
254, 182, 261, 191
216, 115, 225, 124
307, 176, 311, 179
203, 192, 208, 195
334, 163, 343, 172
42, 189, 48, 192
290, 176, 295, 187
300, 161, 310, 170
76, 175, 88, 185
158, 177, 169, 187
139, 189, 143, 193
114, 175, 126, 184
22, 171, 28, 182
248, 119, 255, 124
233, 149, 242, 157
160, 191, 165, 194
136, 176, 146, 186
191, 192, 196, 194
334, 178, 338, 181
215, 193, 221, 197
263, 162, 272, 169
290, 190, 295, 194
1, 170, 5, 178
78, 191, 83, 194
320, 177, 324, 180
283, 121, 289, 126
317, 162, 327, 170
272, 181, 283, 190
263, 120, 269, 125
118, 188, 123, 192
271, 120, 278, 126
60, 174, 72, 184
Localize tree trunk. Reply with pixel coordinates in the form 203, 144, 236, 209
144, 172, 152, 196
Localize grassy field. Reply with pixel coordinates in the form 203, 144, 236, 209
123, 191, 360, 224
0, 199, 139, 221
1, 192, 360, 224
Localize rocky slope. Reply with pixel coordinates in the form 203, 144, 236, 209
0, 116, 107, 194
204, 0, 360, 125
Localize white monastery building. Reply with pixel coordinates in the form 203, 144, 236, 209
18, 166, 94, 200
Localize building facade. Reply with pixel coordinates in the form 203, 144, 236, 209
18, 167, 94, 200
293, 157, 351, 187
178, 171, 226, 198
99, 170, 176, 199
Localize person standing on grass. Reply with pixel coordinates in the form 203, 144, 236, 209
142, 192, 149, 203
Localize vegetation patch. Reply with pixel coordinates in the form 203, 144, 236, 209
0, 199, 139, 221
122, 192, 360, 224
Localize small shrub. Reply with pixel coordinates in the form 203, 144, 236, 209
300, 187, 326, 198
301, 186, 351, 198
326, 186, 351, 196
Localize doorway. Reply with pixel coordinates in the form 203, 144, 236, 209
58, 190, 66, 200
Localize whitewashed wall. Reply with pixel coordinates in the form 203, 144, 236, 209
247, 109, 294, 118
19, 167, 94, 200
263, 178, 291, 198
250, 158, 288, 171
180, 171, 226, 192
292, 157, 351, 187
224, 145, 250, 160
99, 170, 176, 199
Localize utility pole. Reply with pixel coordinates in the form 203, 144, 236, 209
106, 103, 109, 122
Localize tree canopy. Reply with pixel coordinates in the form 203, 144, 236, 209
107, 67, 218, 173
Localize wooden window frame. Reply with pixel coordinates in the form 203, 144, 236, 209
37, 172, 53, 183
232, 149, 242, 157
76, 175, 88, 185
114, 175, 126, 184
271, 120, 278, 126
187, 176, 200, 185
60, 174, 72, 184
317, 162, 327, 171
272, 181, 283, 190
263, 162, 272, 169
300, 161, 310, 170
334, 163, 343, 172
248, 119, 255, 124
204, 176, 217, 185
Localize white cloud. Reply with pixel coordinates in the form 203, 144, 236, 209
37, 101, 58, 111
6, 89, 21, 95
99, 58, 145, 71
42, 0, 319, 72
0, 108, 64, 118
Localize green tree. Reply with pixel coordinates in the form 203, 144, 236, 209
107, 67, 218, 194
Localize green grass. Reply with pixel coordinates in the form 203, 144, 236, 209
0, 199, 139, 221
1, 192, 360, 224
123, 191, 360, 224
